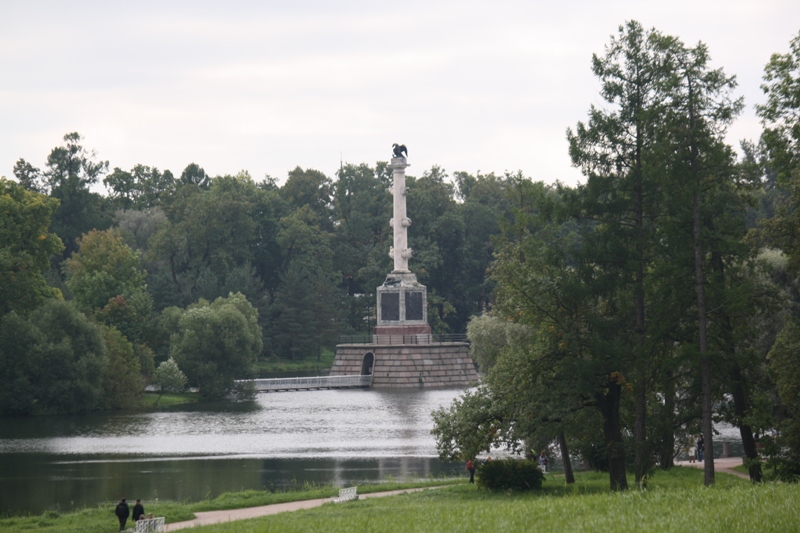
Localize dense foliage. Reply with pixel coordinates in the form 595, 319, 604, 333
170, 292, 262, 399
0, 178, 63, 315
432, 23, 800, 488
476, 459, 544, 491
2, 131, 513, 411
0, 300, 106, 415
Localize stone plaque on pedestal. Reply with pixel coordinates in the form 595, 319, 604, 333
405, 291, 423, 321
376, 273, 428, 326
381, 292, 400, 322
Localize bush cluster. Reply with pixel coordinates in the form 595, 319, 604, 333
477, 459, 544, 491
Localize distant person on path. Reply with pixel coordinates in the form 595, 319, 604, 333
689, 442, 696, 463
539, 450, 549, 473
115, 498, 130, 532
466, 459, 475, 483
133, 499, 145, 522
697, 435, 705, 462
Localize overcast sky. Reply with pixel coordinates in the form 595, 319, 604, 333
1, 1, 798, 188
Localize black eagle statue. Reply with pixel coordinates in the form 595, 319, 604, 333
392, 143, 408, 158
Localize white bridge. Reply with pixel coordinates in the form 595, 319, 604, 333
237, 375, 371, 393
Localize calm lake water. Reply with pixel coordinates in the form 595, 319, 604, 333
0, 386, 748, 515
0, 388, 466, 515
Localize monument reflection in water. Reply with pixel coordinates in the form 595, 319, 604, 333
0, 388, 465, 515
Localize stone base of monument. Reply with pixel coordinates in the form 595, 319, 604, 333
372, 324, 432, 344
331, 340, 479, 389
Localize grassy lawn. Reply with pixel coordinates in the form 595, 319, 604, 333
731, 462, 781, 481
3, 467, 794, 533
732, 464, 749, 475
254, 350, 335, 375
137, 392, 199, 409
0, 478, 460, 532
187, 468, 797, 533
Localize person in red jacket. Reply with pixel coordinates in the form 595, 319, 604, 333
466, 459, 476, 483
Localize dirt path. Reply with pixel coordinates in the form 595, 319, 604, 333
163, 486, 446, 531
675, 456, 750, 480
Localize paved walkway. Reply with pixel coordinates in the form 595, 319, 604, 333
675, 456, 750, 480
163, 486, 445, 531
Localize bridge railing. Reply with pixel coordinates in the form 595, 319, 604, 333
339, 334, 468, 345
238, 375, 371, 392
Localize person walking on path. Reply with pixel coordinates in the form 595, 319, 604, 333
466, 459, 476, 483
539, 450, 549, 473
115, 498, 130, 532
133, 499, 145, 522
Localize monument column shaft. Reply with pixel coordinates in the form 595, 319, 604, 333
390, 159, 410, 272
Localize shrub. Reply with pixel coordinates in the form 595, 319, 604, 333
171, 292, 262, 399
153, 357, 188, 394
477, 459, 544, 491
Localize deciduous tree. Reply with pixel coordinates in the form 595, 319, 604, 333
42, 133, 112, 260
171, 292, 261, 399
0, 178, 64, 315
64, 229, 148, 311
100, 326, 143, 409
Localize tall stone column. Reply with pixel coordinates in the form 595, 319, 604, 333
374, 152, 430, 339
389, 157, 411, 273
331, 145, 478, 389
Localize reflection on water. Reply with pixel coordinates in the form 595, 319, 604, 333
0, 454, 460, 515
0, 388, 748, 515
0, 388, 465, 514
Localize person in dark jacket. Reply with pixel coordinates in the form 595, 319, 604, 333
115, 498, 130, 531
132, 499, 145, 522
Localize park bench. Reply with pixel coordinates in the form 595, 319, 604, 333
333, 486, 358, 503
135, 516, 165, 532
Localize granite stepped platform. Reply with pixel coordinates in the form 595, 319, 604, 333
331, 341, 478, 389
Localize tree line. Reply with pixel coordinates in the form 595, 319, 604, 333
432, 22, 800, 488
2, 131, 515, 411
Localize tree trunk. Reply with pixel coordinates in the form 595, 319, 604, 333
693, 188, 715, 486
600, 383, 628, 490
709, 251, 761, 483
634, 175, 649, 487
558, 430, 575, 484
731, 365, 762, 482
